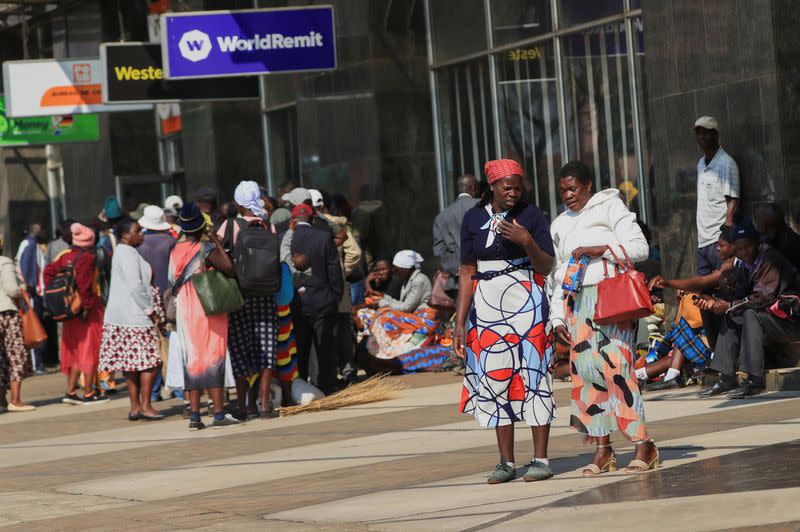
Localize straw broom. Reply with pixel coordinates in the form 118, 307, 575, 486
279, 374, 408, 417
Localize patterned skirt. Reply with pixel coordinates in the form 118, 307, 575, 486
566, 285, 649, 441
364, 307, 439, 359
228, 296, 278, 379
459, 259, 556, 428
276, 303, 299, 383
0, 311, 32, 387
99, 323, 162, 373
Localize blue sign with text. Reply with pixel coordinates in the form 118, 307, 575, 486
161, 6, 336, 79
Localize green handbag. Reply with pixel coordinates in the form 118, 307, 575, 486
191, 242, 244, 315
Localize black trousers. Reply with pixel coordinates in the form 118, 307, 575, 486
294, 305, 338, 394
710, 309, 800, 378
332, 313, 355, 373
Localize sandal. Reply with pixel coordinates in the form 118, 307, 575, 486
582, 444, 617, 476
624, 439, 660, 473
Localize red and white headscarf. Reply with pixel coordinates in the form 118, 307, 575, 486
484, 159, 523, 184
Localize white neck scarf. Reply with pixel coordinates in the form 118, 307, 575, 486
480, 204, 508, 248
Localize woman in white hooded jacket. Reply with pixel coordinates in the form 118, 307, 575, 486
549, 161, 659, 476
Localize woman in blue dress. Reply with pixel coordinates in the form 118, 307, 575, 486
454, 159, 557, 485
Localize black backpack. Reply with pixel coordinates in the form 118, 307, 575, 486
44, 251, 88, 321
225, 218, 281, 297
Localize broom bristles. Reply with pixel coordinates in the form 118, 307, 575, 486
280, 374, 407, 417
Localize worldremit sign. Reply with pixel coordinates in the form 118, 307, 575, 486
161, 6, 336, 79
2, 58, 151, 117
101, 43, 259, 103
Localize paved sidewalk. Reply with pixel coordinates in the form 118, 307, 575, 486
2, 372, 799, 531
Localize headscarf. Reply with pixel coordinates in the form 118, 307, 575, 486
484, 159, 523, 184
393, 250, 423, 270
71, 223, 96, 248
234, 180, 266, 217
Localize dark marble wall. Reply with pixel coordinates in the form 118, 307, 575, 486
641, 0, 784, 280
771, 0, 800, 223
262, 0, 436, 263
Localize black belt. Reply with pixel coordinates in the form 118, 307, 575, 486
472, 261, 532, 281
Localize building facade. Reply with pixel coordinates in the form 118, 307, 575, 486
1, 0, 797, 283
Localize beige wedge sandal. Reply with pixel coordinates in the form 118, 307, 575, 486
624, 439, 660, 473
582, 444, 617, 476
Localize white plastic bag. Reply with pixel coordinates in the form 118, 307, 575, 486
165, 331, 184, 389
292, 379, 324, 406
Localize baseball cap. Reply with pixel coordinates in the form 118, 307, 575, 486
281, 187, 312, 206
733, 222, 760, 242
694, 116, 719, 131
292, 204, 314, 218
309, 189, 324, 208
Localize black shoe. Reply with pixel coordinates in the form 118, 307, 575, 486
140, 412, 166, 421
698, 376, 738, 397
189, 419, 206, 431
646, 375, 684, 391
62, 392, 82, 405
213, 413, 242, 428
728, 378, 766, 399
81, 393, 111, 406
128, 412, 140, 421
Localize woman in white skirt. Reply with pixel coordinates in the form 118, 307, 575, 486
99, 218, 165, 421
454, 159, 557, 485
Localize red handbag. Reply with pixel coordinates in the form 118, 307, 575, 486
593, 245, 654, 325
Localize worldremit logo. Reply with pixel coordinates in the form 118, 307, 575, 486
216, 32, 324, 52
179, 30, 212, 62
176, 28, 325, 62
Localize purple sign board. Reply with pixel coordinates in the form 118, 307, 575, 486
161, 6, 336, 80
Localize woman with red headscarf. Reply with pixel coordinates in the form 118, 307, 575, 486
454, 159, 557, 485
44, 223, 108, 405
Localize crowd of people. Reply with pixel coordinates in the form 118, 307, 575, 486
0, 178, 457, 428
0, 114, 798, 486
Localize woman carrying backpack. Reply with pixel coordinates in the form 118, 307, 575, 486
170, 202, 239, 430
218, 181, 280, 418
44, 223, 108, 405
98, 218, 165, 421
0, 233, 34, 412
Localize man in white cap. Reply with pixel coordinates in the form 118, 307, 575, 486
694, 115, 740, 275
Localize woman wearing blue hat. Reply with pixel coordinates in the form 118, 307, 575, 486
168, 202, 239, 430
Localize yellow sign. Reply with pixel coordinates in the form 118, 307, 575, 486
508, 46, 545, 61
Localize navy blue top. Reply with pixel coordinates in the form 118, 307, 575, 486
460, 201, 554, 264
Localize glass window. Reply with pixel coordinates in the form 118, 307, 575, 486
436, 59, 496, 204
429, 0, 487, 63
630, 16, 651, 222
496, 41, 562, 219
558, 0, 624, 27
630, 0, 642, 9
561, 21, 640, 215
268, 106, 300, 186
491, 0, 551, 45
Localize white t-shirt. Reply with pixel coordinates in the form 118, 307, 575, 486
696, 147, 740, 248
